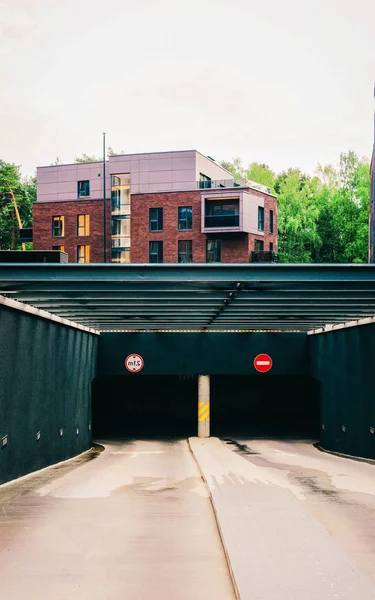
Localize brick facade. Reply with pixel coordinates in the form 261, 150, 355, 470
33, 189, 277, 264
131, 189, 277, 263
33, 199, 111, 263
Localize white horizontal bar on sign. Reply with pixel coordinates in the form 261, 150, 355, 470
307, 315, 375, 336
256, 361, 271, 365
0, 295, 100, 335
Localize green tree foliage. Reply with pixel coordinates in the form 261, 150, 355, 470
0, 161, 34, 249
74, 153, 101, 163
221, 151, 370, 263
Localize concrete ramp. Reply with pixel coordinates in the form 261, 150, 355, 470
189, 437, 375, 600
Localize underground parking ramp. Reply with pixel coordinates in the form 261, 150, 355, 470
189, 437, 375, 600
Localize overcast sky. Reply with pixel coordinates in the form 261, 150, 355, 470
1, 0, 375, 177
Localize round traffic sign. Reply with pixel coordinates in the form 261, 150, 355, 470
254, 353, 272, 373
125, 354, 144, 373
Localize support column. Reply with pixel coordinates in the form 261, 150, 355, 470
198, 375, 210, 438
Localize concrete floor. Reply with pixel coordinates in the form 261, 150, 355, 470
230, 438, 375, 581
0, 440, 235, 600
190, 437, 375, 600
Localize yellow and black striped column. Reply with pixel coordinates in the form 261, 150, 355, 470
198, 375, 210, 438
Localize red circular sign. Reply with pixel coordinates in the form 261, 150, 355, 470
254, 353, 273, 373
125, 354, 144, 373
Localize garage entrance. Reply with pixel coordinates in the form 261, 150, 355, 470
92, 374, 320, 440
211, 375, 320, 439
92, 375, 197, 439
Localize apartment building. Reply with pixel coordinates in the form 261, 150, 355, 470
33, 150, 277, 263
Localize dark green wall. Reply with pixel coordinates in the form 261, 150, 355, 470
99, 332, 309, 376
0, 306, 98, 485
309, 325, 375, 459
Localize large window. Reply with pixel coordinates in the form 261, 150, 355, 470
149, 241, 163, 263
77, 214, 90, 236
78, 180, 90, 198
178, 240, 192, 263
77, 245, 90, 263
269, 209, 274, 234
199, 173, 212, 189
269, 242, 274, 252
178, 206, 192, 230
52, 245, 65, 252
206, 239, 221, 263
258, 206, 265, 231
149, 207, 163, 232
254, 239, 264, 252
205, 199, 239, 228
52, 216, 64, 237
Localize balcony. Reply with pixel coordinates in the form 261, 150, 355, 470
112, 237, 130, 249
204, 214, 240, 228
198, 178, 247, 190
251, 251, 279, 263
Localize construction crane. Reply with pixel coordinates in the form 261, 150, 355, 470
7, 185, 26, 251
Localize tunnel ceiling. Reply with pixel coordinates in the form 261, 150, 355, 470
1, 263, 375, 332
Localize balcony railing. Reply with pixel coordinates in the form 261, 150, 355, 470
198, 179, 247, 190
251, 251, 279, 263
112, 237, 130, 249
204, 214, 240, 228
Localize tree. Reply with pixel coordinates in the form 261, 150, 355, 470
0, 161, 34, 250
74, 153, 101, 163
219, 158, 245, 179
245, 162, 275, 192
50, 157, 64, 166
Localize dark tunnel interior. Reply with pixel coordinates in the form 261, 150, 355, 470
92, 375, 320, 440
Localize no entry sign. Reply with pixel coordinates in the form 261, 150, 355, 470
254, 354, 272, 373
125, 354, 144, 373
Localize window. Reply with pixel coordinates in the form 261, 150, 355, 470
52, 245, 65, 252
77, 245, 90, 263
77, 214, 90, 236
270, 209, 274, 234
199, 173, 212, 189
149, 241, 163, 263
52, 216, 64, 237
78, 180, 90, 198
178, 206, 192, 230
205, 199, 239, 227
149, 207, 163, 232
206, 239, 221, 263
269, 242, 274, 252
258, 207, 264, 231
178, 240, 193, 263
254, 239, 264, 252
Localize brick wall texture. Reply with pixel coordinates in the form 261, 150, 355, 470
33, 199, 111, 262
33, 189, 277, 263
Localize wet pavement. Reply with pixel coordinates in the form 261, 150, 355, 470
0, 440, 235, 600
228, 438, 375, 581
190, 436, 375, 600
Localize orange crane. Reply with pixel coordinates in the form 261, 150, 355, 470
7, 185, 26, 251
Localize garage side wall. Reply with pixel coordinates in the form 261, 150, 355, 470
309, 324, 375, 459
0, 305, 99, 485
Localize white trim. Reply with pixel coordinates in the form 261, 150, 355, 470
0, 295, 100, 335
307, 315, 375, 336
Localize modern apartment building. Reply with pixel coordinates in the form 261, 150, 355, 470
33, 150, 278, 263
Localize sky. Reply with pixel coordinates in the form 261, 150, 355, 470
1, 0, 375, 178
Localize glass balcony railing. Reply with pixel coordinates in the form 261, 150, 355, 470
204, 214, 240, 228
198, 179, 247, 190
112, 237, 130, 249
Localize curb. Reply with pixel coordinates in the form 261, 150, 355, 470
0, 444, 103, 489
314, 443, 375, 465
188, 437, 240, 600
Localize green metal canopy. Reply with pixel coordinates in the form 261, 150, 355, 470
1, 263, 375, 332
